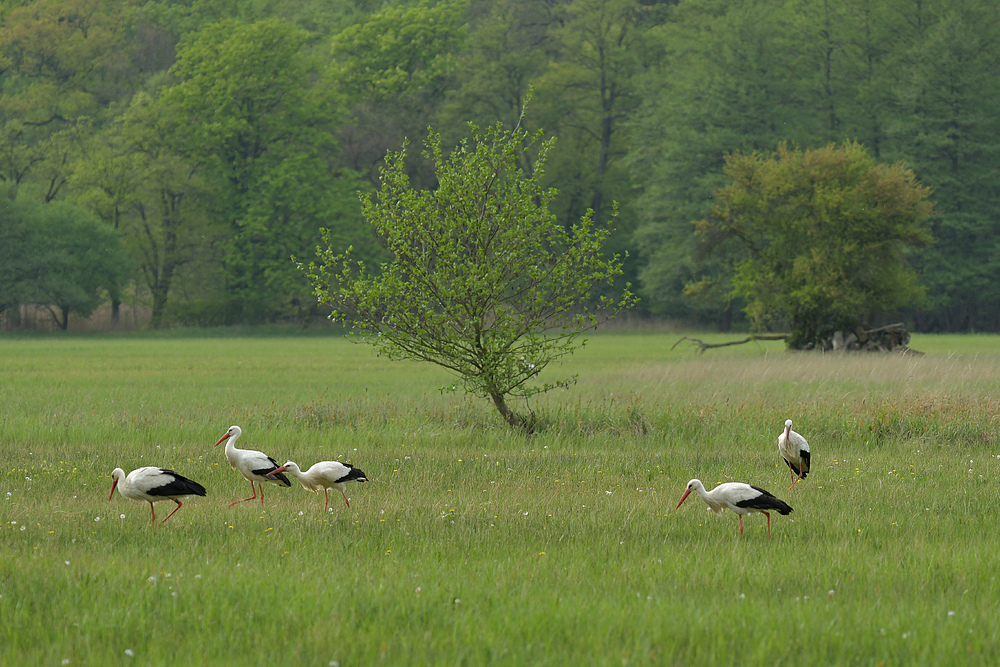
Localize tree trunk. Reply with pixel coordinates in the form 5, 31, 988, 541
149, 282, 171, 329
142, 191, 183, 329
489, 391, 525, 430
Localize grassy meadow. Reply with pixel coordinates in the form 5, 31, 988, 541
2, 330, 999, 665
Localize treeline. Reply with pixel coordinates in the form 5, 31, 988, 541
0, 0, 996, 331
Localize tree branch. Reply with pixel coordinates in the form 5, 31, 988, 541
671, 334, 789, 355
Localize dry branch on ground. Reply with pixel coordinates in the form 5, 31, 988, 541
674, 324, 921, 355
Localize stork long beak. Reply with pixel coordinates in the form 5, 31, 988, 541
785, 426, 791, 440
214, 433, 231, 447
269, 466, 287, 475
109, 478, 118, 501
675, 488, 692, 509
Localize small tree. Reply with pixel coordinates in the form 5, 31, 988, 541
691, 142, 933, 348
302, 115, 635, 429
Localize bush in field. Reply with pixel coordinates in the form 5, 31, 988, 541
302, 112, 635, 429
690, 142, 933, 348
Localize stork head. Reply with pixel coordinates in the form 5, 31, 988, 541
272, 461, 300, 476
215, 425, 241, 447
343, 463, 368, 483
109, 468, 125, 500
784, 419, 793, 436
676, 479, 703, 509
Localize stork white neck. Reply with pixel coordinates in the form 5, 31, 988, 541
215, 425, 243, 463
688, 479, 709, 501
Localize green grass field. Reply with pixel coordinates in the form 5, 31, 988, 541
2, 331, 999, 665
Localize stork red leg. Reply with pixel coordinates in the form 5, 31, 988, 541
111, 467, 206, 526
229, 481, 259, 507
342, 490, 350, 507
161, 500, 183, 525
324, 489, 330, 511
738, 515, 744, 534
763, 511, 771, 539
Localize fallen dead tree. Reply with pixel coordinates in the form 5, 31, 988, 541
671, 333, 789, 355
673, 323, 921, 355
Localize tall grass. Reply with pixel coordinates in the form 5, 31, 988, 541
1, 332, 999, 664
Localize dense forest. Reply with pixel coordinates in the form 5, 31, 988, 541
0, 0, 997, 332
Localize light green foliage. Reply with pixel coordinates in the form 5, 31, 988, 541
0, 120, 46, 201
304, 116, 635, 428
1, 0, 998, 333
1, 335, 1000, 663
328, 0, 470, 188
69, 91, 218, 328
137, 0, 366, 36
166, 18, 324, 181
329, 0, 468, 102
693, 142, 933, 348
0, 0, 132, 120
163, 17, 364, 323
0, 0, 139, 203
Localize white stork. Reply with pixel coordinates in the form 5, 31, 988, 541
777, 418, 811, 487
214, 425, 291, 507
272, 460, 368, 510
109, 466, 207, 526
675, 479, 793, 539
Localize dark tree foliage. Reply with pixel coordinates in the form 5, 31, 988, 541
0, 199, 132, 329
0, 0, 996, 332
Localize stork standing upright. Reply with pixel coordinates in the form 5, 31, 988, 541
110, 466, 207, 526
675, 479, 793, 539
214, 425, 291, 507
272, 460, 368, 510
777, 418, 811, 488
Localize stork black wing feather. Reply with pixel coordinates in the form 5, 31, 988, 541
739, 486, 793, 515
253, 466, 291, 487
336, 465, 369, 484
148, 469, 207, 497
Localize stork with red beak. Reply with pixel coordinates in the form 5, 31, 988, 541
214, 425, 291, 507
777, 418, 811, 488
110, 466, 207, 526
676, 479, 793, 539
272, 460, 368, 510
